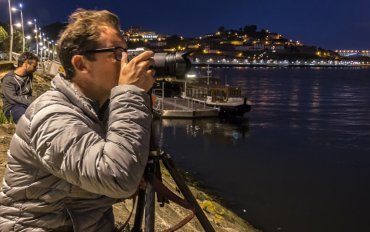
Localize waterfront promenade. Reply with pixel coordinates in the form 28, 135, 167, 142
193, 59, 370, 67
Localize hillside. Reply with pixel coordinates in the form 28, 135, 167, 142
0, 68, 260, 231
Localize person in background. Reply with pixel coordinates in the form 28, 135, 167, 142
1, 51, 39, 123
0, 8, 155, 231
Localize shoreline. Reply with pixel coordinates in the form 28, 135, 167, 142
0, 69, 261, 231
0, 123, 260, 231
193, 63, 370, 68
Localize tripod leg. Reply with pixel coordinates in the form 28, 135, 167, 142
161, 152, 215, 232
131, 189, 145, 232
144, 166, 155, 231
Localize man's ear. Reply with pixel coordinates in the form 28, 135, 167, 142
71, 55, 89, 73
21, 61, 29, 69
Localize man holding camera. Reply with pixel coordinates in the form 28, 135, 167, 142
0, 8, 155, 231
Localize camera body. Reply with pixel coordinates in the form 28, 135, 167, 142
127, 48, 147, 61
127, 48, 191, 78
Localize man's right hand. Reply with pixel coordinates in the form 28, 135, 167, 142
119, 50, 156, 92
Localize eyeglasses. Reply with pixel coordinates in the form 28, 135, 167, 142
83, 46, 127, 61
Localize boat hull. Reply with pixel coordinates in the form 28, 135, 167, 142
218, 103, 251, 118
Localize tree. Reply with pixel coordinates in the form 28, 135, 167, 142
0, 27, 22, 53
166, 35, 182, 48
243, 25, 257, 35
0, 26, 9, 51
12, 29, 23, 53
0, 26, 8, 42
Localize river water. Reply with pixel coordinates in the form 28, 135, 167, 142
152, 67, 370, 232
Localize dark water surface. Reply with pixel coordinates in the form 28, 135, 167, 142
152, 67, 370, 232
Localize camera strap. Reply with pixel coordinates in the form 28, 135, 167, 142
151, 175, 196, 232
114, 195, 137, 232
115, 176, 195, 232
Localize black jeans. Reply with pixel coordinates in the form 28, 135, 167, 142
5, 104, 27, 123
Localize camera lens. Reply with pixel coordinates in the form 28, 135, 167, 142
127, 49, 192, 78
153, 52, 192, 78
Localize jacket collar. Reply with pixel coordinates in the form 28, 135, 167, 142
51, 74, 104, 123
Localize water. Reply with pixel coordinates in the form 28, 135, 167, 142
152, 67, 370, 232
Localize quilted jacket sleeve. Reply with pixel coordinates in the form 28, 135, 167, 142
29, 85, 152, 198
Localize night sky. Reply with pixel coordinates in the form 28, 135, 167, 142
1, 0, 369, 50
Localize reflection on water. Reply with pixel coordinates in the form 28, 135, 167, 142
153, 67, 370, 232
310, 81, 320, 113
152, 117, 250, 148
221, 67, 370, 153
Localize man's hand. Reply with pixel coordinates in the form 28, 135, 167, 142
119, 50, 156, 92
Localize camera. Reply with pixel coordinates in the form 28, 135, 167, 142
127, 48, 192, 78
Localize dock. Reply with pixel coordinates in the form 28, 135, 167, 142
152, 96, 219, 118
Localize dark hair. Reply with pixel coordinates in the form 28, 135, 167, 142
57, 8, 121, 79
18, 52, 39, 67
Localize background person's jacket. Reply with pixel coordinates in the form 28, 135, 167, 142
1, 70, 33, 114
0, 74, 152, 231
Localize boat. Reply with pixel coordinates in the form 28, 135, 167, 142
151, 83, 219, 119
180, 66, 251, 117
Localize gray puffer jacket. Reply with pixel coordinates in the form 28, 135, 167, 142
0, 74, 152, 231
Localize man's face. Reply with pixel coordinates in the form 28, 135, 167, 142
84, 26, 126, 102
25, 59, 38, 74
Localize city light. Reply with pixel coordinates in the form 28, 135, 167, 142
11, 3, 26, 51
1, 1, 369, 67
26, 19, 39, 55
8, 0, 14, 61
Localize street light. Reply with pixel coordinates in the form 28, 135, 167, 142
27, 19, 39, 55
51, 40, 55, 60
19, 4, 25, 52
45, 37, 51, 60
38, 32, 44, 60
38, 27, 42, 56
8, 0, 14, 61
12, 3, 25, 52
41, 34, 46, 60
46, 39, 51, 60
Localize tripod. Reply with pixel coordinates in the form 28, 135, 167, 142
129, 148, 215, 232
117, 90, 215, 231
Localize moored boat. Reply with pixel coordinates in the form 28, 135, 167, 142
181, 82, 251, 117
177, 65, 250, 117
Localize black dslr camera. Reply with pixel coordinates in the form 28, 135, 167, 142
127, 48, 192, 78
